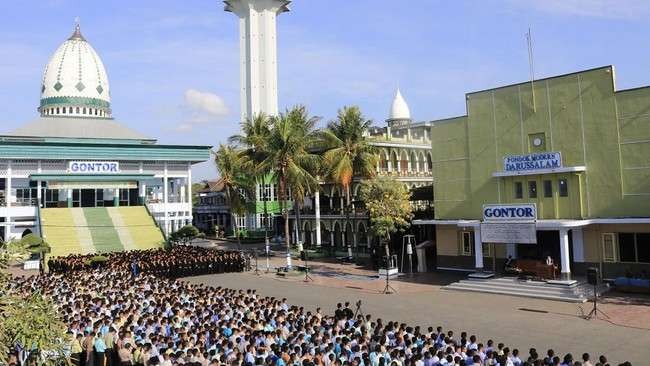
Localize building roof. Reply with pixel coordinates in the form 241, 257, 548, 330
2, 116, 154, 142
198, 179, 225, 193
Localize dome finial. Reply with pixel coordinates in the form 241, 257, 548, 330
69, 17, 85, 41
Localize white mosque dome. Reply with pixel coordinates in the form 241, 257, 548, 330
389, 88, 411, 121
39, 24, 111, 118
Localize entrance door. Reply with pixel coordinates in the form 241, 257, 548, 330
517, 231, 561, 262
80, 189, 96, 207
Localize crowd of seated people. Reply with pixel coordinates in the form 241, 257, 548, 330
5, 246, 628, 366
47, 246, 249, 277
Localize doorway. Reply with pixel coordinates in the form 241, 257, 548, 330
517, 230, 563, 263
81, 189, 95, 207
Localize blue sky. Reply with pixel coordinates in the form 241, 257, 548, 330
1, 0, 649, 180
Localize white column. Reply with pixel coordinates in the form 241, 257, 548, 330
139, 183, 146, 204
6, 161, 11, 209
474, 229, 484, 271
571, 228, 585, 263
506, 243, 516, 259
314, 190, 321, 247
224, 0, 287, 120
559, 228, 571, 280
330, 230, 334, 247
163, 163, 169, 235
5, 162, 11, 241
187, 163, 192, 205
36, 181, 42, 207
353, 232, 357, 247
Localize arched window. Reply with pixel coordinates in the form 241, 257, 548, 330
76, 107, 80, 114
83, 107, 86, 114
69, 107, 73, 114
56, 107, 60, 114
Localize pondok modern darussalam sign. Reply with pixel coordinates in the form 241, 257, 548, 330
503, 152, 561, 172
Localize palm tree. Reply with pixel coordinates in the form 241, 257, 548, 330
261, 105, 321, 268
214, 144, 253, 249
229, 114, 273, 246
321, 106, 378, 257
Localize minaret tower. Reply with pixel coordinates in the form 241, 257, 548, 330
224, 0, 290, 121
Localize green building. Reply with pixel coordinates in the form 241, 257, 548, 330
417, 66, 650, 279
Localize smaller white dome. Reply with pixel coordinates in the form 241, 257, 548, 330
389, 88, 411, 120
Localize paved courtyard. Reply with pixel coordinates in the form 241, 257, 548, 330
185, 245, 650, 365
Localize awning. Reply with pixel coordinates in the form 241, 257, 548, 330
48, 181, 137, 190
414, 218, 650, 228
29, 173, 154, 181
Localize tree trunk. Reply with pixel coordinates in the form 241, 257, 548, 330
280, 176, 292, 268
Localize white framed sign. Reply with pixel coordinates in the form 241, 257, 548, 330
483, 203, 536, 222
503, 152, 561, 172
481, 222, 537, 244
68, 161, 119, 174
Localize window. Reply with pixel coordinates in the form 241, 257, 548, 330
602, 233, 616, 262
76, 107, 80, 113
618, 233, 636, 262
460, 231, 473, 256
514, 182, 523, 199
528, 181, 537, 198
616, 233, 650, 263
558, 179, 568, 197
543, 180, 553, 198
637, 233, 650, 263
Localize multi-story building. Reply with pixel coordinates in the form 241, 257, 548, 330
193, 179, 230, 234
416, 66, 650, 280
288, 90, 434, 252
0, 25, 209, 256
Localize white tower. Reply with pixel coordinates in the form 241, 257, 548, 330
224, 0, 290, 121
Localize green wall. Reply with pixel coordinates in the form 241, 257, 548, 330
433, 66, 650, 220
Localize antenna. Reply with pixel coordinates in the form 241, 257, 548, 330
526, 27, 537, 112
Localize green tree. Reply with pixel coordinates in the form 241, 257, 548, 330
229, 113, 273, 243
260, 106, 321, 267
214, 144, 253, 249
321, 106, 378, 255
168, 225, 202, 246
359, 177, 413, 257
191, 181, 207, 205
0, 240, 67, 365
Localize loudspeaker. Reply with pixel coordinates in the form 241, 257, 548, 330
587, 267, 600, 285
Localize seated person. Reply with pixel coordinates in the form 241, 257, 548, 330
503, 255, 522, 275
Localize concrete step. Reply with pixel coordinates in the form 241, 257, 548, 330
444, 282, 589, 303
456, 279, 593, 296
451, 281, 590, 297
485, 277, 581, 288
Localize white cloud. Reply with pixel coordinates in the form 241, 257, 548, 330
174, 89, 230, 132
184, 89, 229, 117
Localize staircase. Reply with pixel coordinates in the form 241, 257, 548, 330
443, 276, 608, 303
40, 208, 83, 257
41, 206, 165, 257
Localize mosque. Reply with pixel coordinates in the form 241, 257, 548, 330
0, 24, 210, 256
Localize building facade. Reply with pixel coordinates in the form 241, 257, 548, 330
289, 89, 434, 252
0, 25, 210, 243
417, 66, 650, 279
